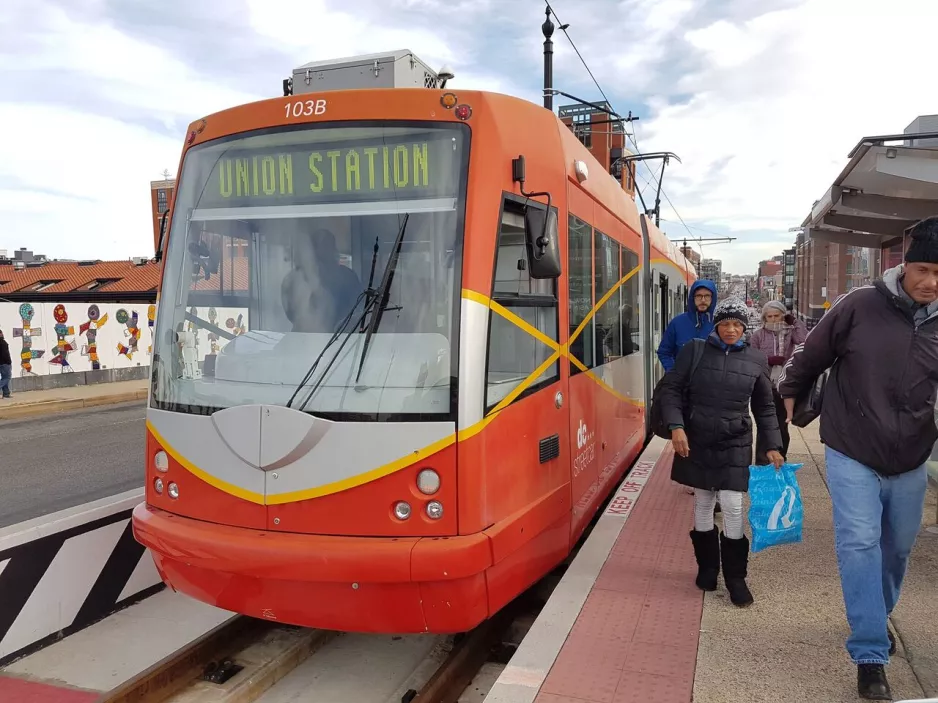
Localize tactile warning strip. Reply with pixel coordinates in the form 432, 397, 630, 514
0, 675, 99, 702
536, 454, 703, 703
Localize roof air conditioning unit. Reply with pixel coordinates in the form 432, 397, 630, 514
287, 50, 444, 95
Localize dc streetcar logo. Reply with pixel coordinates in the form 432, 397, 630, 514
577, 420, 590, 449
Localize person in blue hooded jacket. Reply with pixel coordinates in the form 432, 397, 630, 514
656, 279, 718, 372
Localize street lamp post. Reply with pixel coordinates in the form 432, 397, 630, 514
542, 6, 554, 110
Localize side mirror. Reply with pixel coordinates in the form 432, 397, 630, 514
524, 206, 561, 279
511, 154, 561, 279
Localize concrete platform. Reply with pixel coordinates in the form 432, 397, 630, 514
0, 589, 232, 698
694, 424, 938, 703
0, 379, 148, 419
484, 423, 938, 703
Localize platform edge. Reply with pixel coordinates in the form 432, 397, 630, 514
482, 435, 672, 703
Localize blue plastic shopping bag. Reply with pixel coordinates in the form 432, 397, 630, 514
747, 462, 804, 554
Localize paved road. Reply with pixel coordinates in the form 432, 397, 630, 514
0, 402, 145, 528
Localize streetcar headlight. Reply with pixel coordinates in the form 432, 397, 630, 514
394, 501, 412, 520
426, 501, 444, 520
168, 482, 180, 499
154, 450, 169, 473
416, 469, 440, 495
154, 477, 164, 494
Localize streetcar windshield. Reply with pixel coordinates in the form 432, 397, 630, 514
151, 122, 469, 420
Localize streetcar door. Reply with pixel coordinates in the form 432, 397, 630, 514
480, 196, 569, 533
566, 213, 600, 541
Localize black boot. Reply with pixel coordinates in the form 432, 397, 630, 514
689, 528, 720, 591
857, 664, 892, 700
719, 532, 754, 607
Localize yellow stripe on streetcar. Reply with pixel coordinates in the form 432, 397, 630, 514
150, 256, 687, 504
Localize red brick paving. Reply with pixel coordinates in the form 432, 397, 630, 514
0, 676, 99, 702
536, 456, 702, 703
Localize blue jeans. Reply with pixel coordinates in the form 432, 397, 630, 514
0, 363, 11, 397
826, 447, 927, 665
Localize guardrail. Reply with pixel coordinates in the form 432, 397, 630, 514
0, 489, 162, 665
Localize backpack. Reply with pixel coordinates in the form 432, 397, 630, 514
649, 338, 706, 439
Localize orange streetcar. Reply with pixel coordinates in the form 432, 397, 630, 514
133, 50, 696, 634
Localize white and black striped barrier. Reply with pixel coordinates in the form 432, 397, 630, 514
0, 489, 163, 665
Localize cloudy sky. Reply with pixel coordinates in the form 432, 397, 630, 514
1, 0, 935, 274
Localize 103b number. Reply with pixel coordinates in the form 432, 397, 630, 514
285, 99, 327, 118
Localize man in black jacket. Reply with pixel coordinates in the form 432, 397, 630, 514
778, 216, 938, 701
0, 328, 12, 398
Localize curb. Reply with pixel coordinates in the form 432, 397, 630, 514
0, 389, 148, 420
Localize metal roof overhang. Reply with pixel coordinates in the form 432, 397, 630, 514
801, 131, 938, 248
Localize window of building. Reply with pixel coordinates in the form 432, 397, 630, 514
76, 278, 120, 291
485, 197, 559, 410
568, 214, 594, 374
22, 279, 62, 292
157, 189, 169, 214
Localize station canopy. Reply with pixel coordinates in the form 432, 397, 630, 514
801, 127, 938, 250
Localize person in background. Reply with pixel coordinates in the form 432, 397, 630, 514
657, 298, 784, 607
748, 300, 806, 461
778, 216, 938, 701
657, 279, 720, 500
656, 280, 718, 372
0, 328, 12, 399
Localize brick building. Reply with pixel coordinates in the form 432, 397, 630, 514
793, 232, 882, 326
757, 257, 782, 301
558, 101, 634, 193
150, 177, 175, 253
679, 246, 701, 269
782, 248, 795, 308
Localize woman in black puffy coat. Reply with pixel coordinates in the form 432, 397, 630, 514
657, 297, 784, 607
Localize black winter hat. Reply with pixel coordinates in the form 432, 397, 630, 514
713, 298, 749, 330
904, 216, 938, 264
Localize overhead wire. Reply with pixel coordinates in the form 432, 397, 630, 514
544, 0, 695, 241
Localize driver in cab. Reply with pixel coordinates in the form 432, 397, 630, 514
282, 228, 363, 333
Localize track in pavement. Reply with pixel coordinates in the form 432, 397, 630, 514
0, 401, 145, 528
94, 580, 553, 703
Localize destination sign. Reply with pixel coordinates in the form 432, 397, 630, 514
197, 130, 463, 210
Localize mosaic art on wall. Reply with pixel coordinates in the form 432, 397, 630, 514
147, 305, 155, 354
79, 304, 108, 371
49, 304, 77, 370
207, 307, 220, 354
1, 301, 247, 377
12, 303, 44, 375
116, 309, 140, 359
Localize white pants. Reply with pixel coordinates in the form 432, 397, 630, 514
694, 489, 744, 540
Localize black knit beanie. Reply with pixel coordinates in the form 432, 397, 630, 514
904, 216, 938, 264
713, 298, 749, 330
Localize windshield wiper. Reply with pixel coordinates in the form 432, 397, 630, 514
285, 290, 368, 409
360, 235, 380, 333
289, 234, 385, 411
354, 213, 408, 383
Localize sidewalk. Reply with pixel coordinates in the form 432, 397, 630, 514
0, 379, 149, 419
693, 422, 938, 702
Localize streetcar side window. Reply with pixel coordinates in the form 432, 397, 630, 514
567, 214, 594, 375
485, 198, 560, 411
593, 229, 621, 366
622, 246, 640, 354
